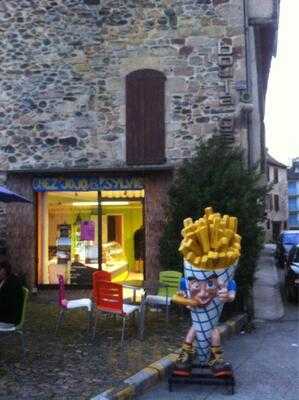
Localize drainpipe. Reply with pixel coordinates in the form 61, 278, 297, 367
243, 0, 253, 168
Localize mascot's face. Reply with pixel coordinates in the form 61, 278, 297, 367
189, 277, 219, 306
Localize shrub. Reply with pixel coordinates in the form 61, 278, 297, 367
159, 136, 269, 315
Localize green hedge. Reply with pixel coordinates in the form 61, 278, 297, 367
159, 137, 269, 316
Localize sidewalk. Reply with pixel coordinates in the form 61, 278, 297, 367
253, 244, 284, 321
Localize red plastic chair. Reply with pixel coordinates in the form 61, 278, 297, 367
92, 270, 111, 301
56, 275, 92, 334
93, 280, 139, 345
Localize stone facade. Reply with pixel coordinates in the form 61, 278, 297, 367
0, 0, 279, 282
265, 154, 288, 242
0, 173, 7, 255
144, 172, 172, 281
0, 0, 252, 171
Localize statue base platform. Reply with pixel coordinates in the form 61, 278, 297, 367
169, 364, 235, 395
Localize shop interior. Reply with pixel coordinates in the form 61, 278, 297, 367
37, 190, 144, 286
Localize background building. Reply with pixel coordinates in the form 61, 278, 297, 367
288, 158, 299, 230
0, 0, 279, 288
265, 153, 288, 242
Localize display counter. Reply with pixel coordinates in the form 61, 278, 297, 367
48, 241, 129, 284
86, 241, 129, 281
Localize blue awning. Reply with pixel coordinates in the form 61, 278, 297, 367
0, 186, 31, 203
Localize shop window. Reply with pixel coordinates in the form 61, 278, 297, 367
126, 69, 166, 165
37, 190, 145, 286
274, 194, 279, 211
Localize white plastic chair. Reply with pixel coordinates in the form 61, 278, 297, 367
55, 275, 92, 334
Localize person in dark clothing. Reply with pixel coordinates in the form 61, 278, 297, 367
133, 226, 145, 273
0, 261, 24, 326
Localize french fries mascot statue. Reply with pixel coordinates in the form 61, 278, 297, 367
172, 207, 241, 378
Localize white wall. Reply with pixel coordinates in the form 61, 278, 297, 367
248, 0, 275, 19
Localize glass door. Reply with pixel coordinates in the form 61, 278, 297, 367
100, 190, 144, 283
37, 191, 99, 285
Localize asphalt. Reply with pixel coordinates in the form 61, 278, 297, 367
138, 306, 299, 400
137, 245, 299, 400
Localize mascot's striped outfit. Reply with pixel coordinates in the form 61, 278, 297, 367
184, 260, 236, 364
173, 207, 241, 376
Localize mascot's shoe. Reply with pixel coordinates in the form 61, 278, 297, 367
173, 343, 194, 376
208, 346, 232, 378
210, 359, 232, 378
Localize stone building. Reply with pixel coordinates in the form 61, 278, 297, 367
288, 158, 299, 230
265, 153, 288, 242
0, 0, 279, 288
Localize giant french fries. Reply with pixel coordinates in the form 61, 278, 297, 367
179, 207, 241, 270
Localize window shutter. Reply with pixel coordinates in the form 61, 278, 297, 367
126, 69, 166, 165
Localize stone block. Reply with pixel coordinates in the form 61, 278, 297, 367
174, 67, 194, 76
189, 56, 204, 66
201, 25, 226, 38
179, 46, 194, 57
167, 77, 186, 93
72, 63, 91, 73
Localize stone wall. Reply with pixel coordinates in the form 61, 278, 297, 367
0, 0, 248, 170
5, 174, 35, 285
144, 172, 173, 281
0, 173, 7, 255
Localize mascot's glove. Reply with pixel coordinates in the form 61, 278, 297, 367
217, 280, 236, 303
172, 292, 210, 308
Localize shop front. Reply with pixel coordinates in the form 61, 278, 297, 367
34, 176, 145, 287
5, 169, 172, 289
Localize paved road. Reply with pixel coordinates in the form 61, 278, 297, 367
139, 247, 299, 400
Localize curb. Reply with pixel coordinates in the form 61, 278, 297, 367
91, 313, 248, 400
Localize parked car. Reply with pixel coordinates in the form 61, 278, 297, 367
284, 244, 299, 303
275, 230, 299, 268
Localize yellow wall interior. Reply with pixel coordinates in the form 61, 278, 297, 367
102, 203, 143, 271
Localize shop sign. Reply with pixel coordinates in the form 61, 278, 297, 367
33, 176, 144, 192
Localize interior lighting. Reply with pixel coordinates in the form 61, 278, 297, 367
102, 201, 129, 206
72, 201, 129, 206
